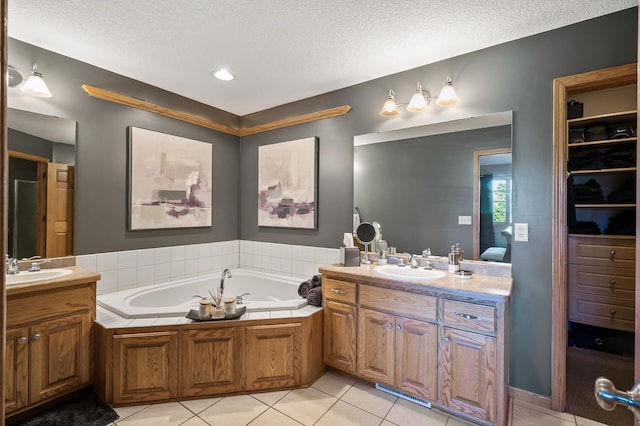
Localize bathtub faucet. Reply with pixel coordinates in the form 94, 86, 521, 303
220, 268, 232, 294
236, 293, 250, 305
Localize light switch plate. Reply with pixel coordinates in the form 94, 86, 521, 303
458, 216, 472, 225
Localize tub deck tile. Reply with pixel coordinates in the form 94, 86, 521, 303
270, 310, 293, 319
246, 312, 270, 320
154, 316, 185, 326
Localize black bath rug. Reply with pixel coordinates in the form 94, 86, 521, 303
7, 387, 119, 426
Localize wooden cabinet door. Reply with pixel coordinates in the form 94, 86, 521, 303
441, 327, 497, 422
180, 327, 243, 397
113, 331, 179, 404
29, 312, 91, 404
245, 323, 302, 391
395, 318, 438, 401
5, 326, 29, 414
324, 300, 357, 373
45, 162, 74, 258
358, 308, 394, 385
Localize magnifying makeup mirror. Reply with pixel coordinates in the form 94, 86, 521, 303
355, 221, 381, 264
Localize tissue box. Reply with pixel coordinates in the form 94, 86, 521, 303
340, 247, 360, 267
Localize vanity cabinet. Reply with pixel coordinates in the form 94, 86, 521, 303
320, 264, 511, 426
323, 278, 358, 373
440, 300, 498, 422
5, 277, 97, 418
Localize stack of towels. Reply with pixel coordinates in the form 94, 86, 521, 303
298, 274, 322, 307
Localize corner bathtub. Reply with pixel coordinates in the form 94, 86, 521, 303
97, 268, 308, 319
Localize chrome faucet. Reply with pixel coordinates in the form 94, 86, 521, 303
6, 256, 19, 275
28, 259, 51, 272
220, 268, 232, 294
236, 293, 250, 305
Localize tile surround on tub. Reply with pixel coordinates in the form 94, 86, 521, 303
76, 240, 340, 295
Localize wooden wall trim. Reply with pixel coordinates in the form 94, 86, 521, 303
551, 63, 637, 412
81, 84, 351, 137
1, 0, 7, 419
8, 150, 49, 163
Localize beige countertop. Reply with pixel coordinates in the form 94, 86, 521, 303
6, 266, 101, 296
319, 263, 512, 302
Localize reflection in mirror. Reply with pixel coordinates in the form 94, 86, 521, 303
354, 112, 512, 261
8, 108, 76, 259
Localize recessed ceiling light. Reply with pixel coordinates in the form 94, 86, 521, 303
212, 69, 234, 81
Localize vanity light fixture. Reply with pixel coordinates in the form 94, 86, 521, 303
379, 89, 399, 116
7, 65, 24, 87
20, 64, 52, 97
212, 69, 235, 81
380, 75, 458, 117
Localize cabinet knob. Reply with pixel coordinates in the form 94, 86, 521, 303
610, 250, 616, 259
32, 334, 41, 341
348, 314, 353, 320
443, 337, 450, 343
396, 325, 401, 331
610, 309, 616, 316
387, 323, 393, 329
18, 337, 27, 345
610, 279, 616, 286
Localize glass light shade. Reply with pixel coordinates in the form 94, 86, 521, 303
380, 90, 399, 116
436, 79, 458, 106
20, 68, 52, 97
407, 83, 428, 112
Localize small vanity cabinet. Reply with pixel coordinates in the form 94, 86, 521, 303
5, 269, 99, 418
323, 278, 358, 373
320, 264, 512, 426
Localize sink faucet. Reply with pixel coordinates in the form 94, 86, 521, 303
28, 259, 51, 272
409, 254, 419, 269
6, 256, 19, 275
220, 268, 232, 294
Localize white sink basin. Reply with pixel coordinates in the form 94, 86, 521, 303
6, 268, 73, 286
374, 265, 446, 281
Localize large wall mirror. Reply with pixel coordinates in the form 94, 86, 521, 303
8, 108, 76, 259
354, 111, 513, 263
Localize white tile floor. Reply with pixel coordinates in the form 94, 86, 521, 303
106, 370, 610, 426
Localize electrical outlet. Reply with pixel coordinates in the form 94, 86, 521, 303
514, 223, 528, 242
458, 216, 472, 225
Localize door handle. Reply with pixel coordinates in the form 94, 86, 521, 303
331, 289, 348, 295
595, 377, 640, 422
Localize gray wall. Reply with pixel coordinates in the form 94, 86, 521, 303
353, 125, 511, 256
7, 8, 637, 397
239, 9, 638, 396
8, 38, 241, 254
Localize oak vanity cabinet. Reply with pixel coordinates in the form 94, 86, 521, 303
5, 280, 96, 417
323, 278, 358, 373
440, 300, 498, 422
358, 285, 438, 401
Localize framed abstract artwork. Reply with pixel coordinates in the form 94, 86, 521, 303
128, 127, 212, 230
258, 137, 318, 229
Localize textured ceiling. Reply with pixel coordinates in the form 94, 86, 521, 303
7, 0, 637, 116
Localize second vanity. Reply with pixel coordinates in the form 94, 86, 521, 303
319, 263, 512, 426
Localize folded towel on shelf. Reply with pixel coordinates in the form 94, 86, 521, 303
297, 279, 314, 298
307, 286, 322, 307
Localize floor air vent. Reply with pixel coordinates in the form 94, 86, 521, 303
375, 383, 432, 409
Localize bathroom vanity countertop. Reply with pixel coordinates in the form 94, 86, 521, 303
319, 263, 512, 302
6, 266, 101, 296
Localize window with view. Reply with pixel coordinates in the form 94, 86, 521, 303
492, 178, 511, 223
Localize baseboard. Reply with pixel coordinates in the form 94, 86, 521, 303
509, 386, 552, 410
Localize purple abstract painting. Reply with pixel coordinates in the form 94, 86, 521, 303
129, 127, 212, 230
258, 137, 318, 229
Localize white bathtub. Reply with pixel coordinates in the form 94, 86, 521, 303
97, 268, 308, 319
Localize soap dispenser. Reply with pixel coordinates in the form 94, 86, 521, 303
448, 245, 460, 273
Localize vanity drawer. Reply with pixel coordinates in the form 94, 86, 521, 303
7, 285, 93, 328
323, 278, 357, 304
443, 300, 496, 334
569, 264, 635, 298
568, 236, 635, 268
568, 291, 634, 332
359, 285, 436, 322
